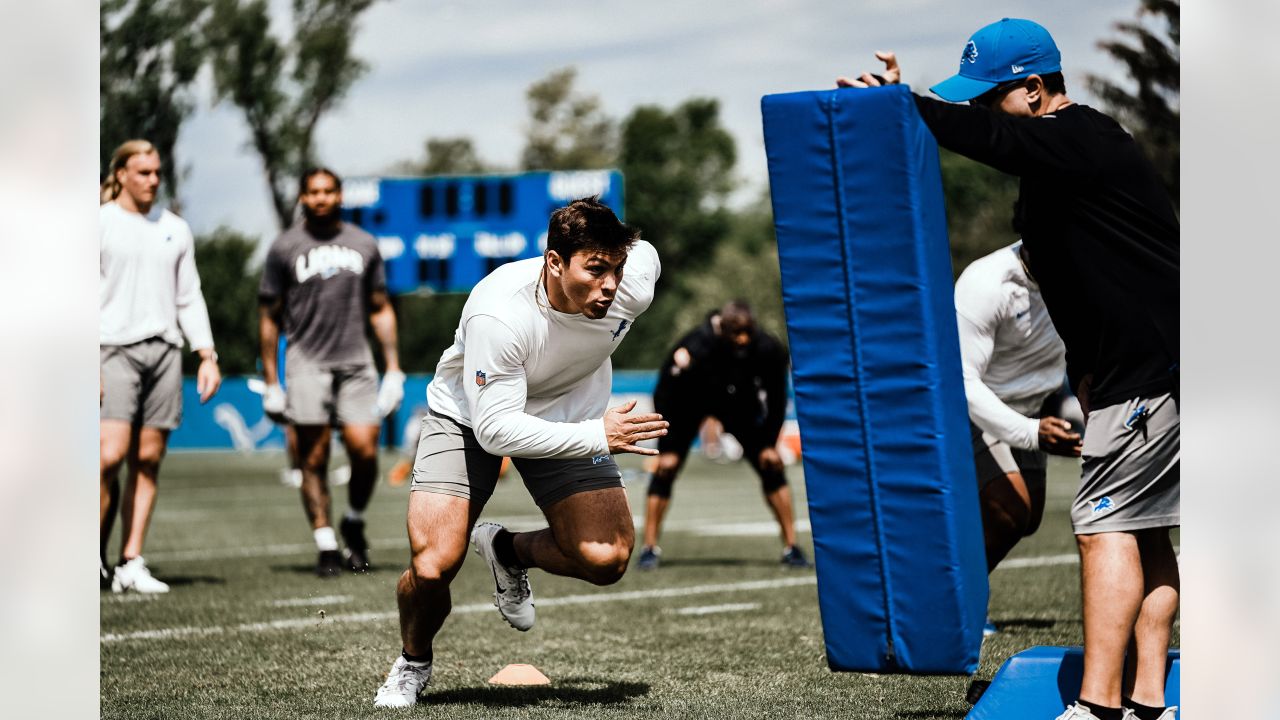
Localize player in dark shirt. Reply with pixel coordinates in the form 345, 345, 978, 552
839, 19, 1179, 720
637, 301, 810, 570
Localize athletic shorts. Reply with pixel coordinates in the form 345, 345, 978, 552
1071, 392, 1179, 534
970, 422, 1047, 490
100, 338, 182, 429
410, 412, 624, 509
654, 392, 771, 459
285, 363, 379, 426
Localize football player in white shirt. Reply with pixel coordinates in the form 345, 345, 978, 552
374, 198, 668, 708
99, 140, 222, 593
955, 241, 1081, 632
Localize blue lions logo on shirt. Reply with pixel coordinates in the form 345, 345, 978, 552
1090, 496, 1115, 515
961, 40, 979, 64
611, 319, 630, 341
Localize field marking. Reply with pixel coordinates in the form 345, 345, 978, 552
102, 576, 817, 645
270, 595, 353, 608
672, 602, 761, 616
996, 553, 1079, 570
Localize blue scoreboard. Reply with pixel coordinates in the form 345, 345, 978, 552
339, 170, 625, 295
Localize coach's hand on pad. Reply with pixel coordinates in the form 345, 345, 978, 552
262, 383, 287, 423
604, 399, 668, 456
376, 370, 406, 418
1038, 416, 1082, 457
836, 50, 901, 88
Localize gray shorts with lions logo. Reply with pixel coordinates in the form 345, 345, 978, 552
411, 412, 623, 510
100, 338, 183, 429
1071, 392, 1179, 534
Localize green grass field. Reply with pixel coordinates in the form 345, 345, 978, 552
100, 451, 1177, 719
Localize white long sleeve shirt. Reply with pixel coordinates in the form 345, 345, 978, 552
99, 202, 214, 350
426, 240, 660, 459
955, 242, 1066, 451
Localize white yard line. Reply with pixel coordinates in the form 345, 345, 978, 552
269, 595, 353, 608
671, 602, 761, 616
102, 576, 818, 645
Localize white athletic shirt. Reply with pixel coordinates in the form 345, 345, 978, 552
99, 202, 214, 350
955, 242, 1066, 451
426, 240, 660, 459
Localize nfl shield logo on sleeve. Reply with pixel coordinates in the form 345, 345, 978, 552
475, 370, 487, 386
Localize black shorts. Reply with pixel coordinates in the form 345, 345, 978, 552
654, 391, 771, 459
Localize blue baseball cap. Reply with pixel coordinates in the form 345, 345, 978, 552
929, 18, 1061, 102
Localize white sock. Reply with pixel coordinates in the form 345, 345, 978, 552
314, 527, 339, 551
344, 508, 364, 522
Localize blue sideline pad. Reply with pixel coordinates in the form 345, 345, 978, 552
761, 85, 987, 673
967, 646, 1182, 719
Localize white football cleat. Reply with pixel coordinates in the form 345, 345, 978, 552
470, 522, 535, 631
111, 556, 170, 594
373, 656, 431, 708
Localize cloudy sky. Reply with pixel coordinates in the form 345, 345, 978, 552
175, 0, 1145, 243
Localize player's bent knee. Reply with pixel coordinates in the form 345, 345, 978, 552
576, 542, 630, 586
410, 549, 463, 587
760, 467, 788, 494
647, 456, 682, 498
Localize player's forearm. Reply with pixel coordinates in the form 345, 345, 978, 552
176, 297, 215, 351
370, 304, 401, 373
965, 378, 1039, 451
259, 306, 281, 385
473, 412, 608, 459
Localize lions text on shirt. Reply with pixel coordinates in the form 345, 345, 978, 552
259, 222, 387, 370
427, 240, 661, 459
99, 201, 214, 350
955, 242, 1066, 451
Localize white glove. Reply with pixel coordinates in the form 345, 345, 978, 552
262, 383, 287, 423
376, 370, 406, 418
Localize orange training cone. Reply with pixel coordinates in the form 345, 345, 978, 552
488, 664, 550, 686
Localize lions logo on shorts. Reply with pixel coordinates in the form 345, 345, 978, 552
961, 40, 979, 64
1090, 496, 1115, 515
475, 370, 487, 387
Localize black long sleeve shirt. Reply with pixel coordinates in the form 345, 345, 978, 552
655, 317, 791, 444
914, 96, 1179, 409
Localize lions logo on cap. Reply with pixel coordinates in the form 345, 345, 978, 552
961, 40, 979, 64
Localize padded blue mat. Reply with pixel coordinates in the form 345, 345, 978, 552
761, 85, 987, 674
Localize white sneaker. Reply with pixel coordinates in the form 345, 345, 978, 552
111, 556, 170, 594
373, 656, 431, 708
1122, 706, 1178, 720
470, 522, 534, 631
279, 468, 302, 488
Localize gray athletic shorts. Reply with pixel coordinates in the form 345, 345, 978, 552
411, 412, 623, 509
100, 338, 182, 429
1071, 392, 1179, 534
970, 422, 1047, 489
285, 363, 379, 426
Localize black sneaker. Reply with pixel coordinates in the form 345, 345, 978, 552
316, 549, 344, 578
340, 517, 371, 572
780, 545, 813, 569
637, 545, 661, 571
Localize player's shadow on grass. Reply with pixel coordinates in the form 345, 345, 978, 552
160, 575, 226, 588
656, 558, 780, 569
269, 563, 400, 576
995, 617, 1060, 630
426, 676, 649, 708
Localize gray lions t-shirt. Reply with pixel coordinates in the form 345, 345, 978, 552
259, 222, 386, 370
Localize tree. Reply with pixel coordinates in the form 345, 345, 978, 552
938, 148, 1020, 278
619, 99, 737, 273
520, 68, 616, 171
100, 0, 208, 208
390, 137, 491, 176
206, 0, 377, 229
181, 228, 262, 375
1087, 0, 1179, 204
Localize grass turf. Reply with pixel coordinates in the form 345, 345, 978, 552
101, 451, 1177, 719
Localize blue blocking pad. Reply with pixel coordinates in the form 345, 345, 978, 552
761, 85, 987, 674
967, 647, 1182, 719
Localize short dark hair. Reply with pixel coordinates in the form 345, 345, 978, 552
299, 167, 342, 195
1039, 72, 1066, 96
545, 197, 637, 261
